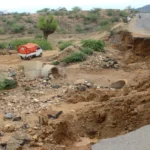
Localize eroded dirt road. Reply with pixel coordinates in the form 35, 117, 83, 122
0, 22, 150, 149
0, 50, 58, 68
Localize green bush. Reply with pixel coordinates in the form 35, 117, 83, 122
27, 29, 34, 34
83, 21, 89, 25
6, 20, 16, 25
0, 43, 7, 49
59, 41, 72, 51
111, 17, 120, 23
68, 14, 73, 18
84, 13, 99, 23
76, 25, 83, 33
119, 11, 129, 17
2, 18, 6, 22
79, 14, 86, 18
81, 39, 105, 52
0, 79, 17, 90
9, 39, 52, 50
74, 14, 80, 19
83, 26, 92, 31
35, 34, 43, 39
122, 17, 128, 23
99, 20, 110, 26
57, 28, 68, 34
107, 9, 114, 16
80, 47, 93, 55
25, 18, 33, 23
52, 60, 60, 65
11, 23, 25, 33
34, 39, 52, 50
96, 24, 110, 31
20, 12, 30, 16
72, 6, 82, 12
90, 8, 101, 14
0, 28, 5, 34
62, 52, 86, 64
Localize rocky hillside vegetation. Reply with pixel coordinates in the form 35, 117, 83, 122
0, 8, 131, 37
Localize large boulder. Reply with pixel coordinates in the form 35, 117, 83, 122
23, 61, 43, 80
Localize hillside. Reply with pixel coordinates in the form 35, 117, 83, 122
137, 5, 150, 13
0, 9, 130, 38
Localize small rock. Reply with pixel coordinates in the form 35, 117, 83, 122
51, 85, 61, 89
13, 116, 22, 121
42, 80, 47, 83
34, 98, 40, 103
4, 113, 14, 120
20, 138, 31, 146
0, 131, 4, 136
47, 111, 63, 119
0, 142, 7, 148
86, 82, 93, 87
74, 79, 86, 85
33, 135, 39, 141
63, 89, 68, 93
21, 124, 29, 129
30, 142, 43, 147
4, 124, 15, 132
77, 85, 87, 91
55, 145, 66, 150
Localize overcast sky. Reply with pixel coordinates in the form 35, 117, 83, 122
0, 0, 150, 13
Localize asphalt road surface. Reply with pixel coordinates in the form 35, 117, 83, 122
136, 13, 150, 31
128, 13, 150, 36
92, 125, 150, 150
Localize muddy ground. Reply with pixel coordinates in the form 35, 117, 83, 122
0, 30, 150, 150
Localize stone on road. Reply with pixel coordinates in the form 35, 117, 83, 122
92, 125, 150, 150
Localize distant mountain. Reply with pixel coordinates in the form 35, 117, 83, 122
137, 5, 150, 12
0, 11, 3, 14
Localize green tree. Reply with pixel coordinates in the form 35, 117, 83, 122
37, 8, 50, 13
72, 6, 81, 12
37, 14, 58, 40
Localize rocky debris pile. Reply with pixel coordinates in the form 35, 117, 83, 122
4, 113, 22, 121
0, 77, 149, 150
72, 79, 97, 91
26, 83, 150, 149
0, 131, 31, 150
80, 55, 104, 70
0, 85, 66, 114
102, 57, 119, 69
80, 55, 119, 70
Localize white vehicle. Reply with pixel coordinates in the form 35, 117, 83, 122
18, 43, 43, 60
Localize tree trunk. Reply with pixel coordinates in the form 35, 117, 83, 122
43, 32, 49, 40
